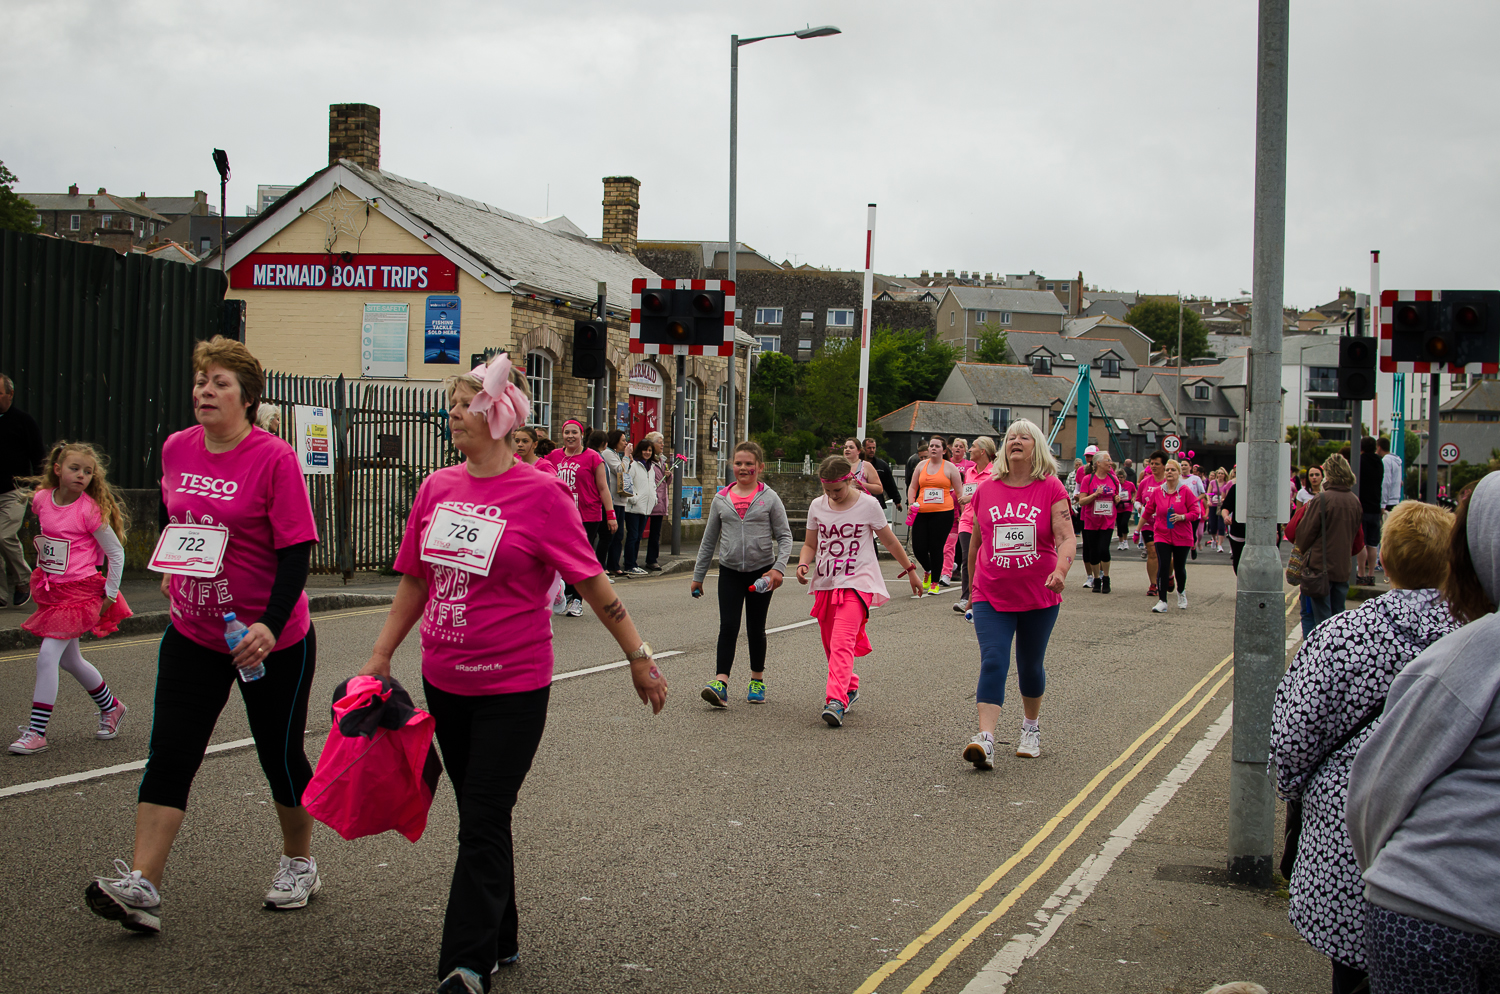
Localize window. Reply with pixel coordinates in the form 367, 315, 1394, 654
716, 384, 730, 478
69, 214, 80, 231
1193, 384, 1210, 400
798, 339, 813, 350
756, 335, 780, 354
1186, 417, 1206, 437
1307, 366, 1338, 393
586, 370, 610, 425
1452, 372, 1468, 388
101, 214, 112, 228
1218, 418, 1230, 433
126, 217, 135, 232
1100, 358, 1121, 378
827, 308, 855, 329
977, 310, 988, 323
1478, 412, 1500, 423
949, 311, 955, 327
755, 307, 782, 326
683, 379, 700, 477
1031, 356, 1052, 375
35, 213, 44, 228
1045, 282, 1055, 290
800, 311, 815, 327
198, 237, 212, 255
526, 351, 552, 428
989, 407, 1011, 433
1000, 311, 1012, 325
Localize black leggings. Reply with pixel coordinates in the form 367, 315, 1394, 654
565, 519, 604, 600
1081, 529, 1112, 565
911, 510, 954, 577
958, 532, 973, 600
1154, 542, 1189, 597
139, 624, 317, 810
716, 563, 775, 676
1116, 512, 1131, 539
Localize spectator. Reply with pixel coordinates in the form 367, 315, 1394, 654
1271, 500, 1460, 994
1377, 436, 1402, 511
1348, 473, 1500, 992
1293, 453, 1363, 629
0, 373, 46, 609
1357, 436, 1384, 586
862, 437, 900, 510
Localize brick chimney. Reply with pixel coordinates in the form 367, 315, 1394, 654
600, 176, 640, 256
68, 184, 78, 197
329, 103, 381, 170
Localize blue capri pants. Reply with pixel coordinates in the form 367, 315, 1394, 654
970, 602, 1059, 706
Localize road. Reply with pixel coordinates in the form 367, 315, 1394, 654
0, 550, 1319, 993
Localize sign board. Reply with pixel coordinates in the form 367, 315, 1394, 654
708, 413, 720, 452
230, 253, 459, 292
295, 405, 334, 475
628, 361, 663, 398
362, 303, 409, 378
680, 485, 703, 520
615, 400, 630, 431
1234, 442, 1293, 526
1162, 434, 1182, 454
424, 295, 461, 364
1440, 442, 1461, 464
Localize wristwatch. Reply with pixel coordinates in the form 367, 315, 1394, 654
626, 642, 653, 661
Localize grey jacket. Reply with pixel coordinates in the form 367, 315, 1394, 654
1347, 471, 1500, 939
692, 485, 793, 581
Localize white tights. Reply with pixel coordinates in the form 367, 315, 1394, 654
33, 638, 105, 706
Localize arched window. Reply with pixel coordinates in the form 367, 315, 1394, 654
683, 378, 701, 477
716, 384, 730, 479
526, 350, 552, 429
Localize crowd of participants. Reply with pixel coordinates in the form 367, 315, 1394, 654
0, 347, 1494, 994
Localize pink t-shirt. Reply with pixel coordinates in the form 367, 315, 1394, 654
31, 489, 105, 583
547, 448, 605, 522
958, 465, 987, 534
527, 456, 557, 477
722, 482, 765, 519
1077, 471, 1122, 530
969, 474, 1070, 613
161, 426, 319, 651
1136, 472, 1166, 525
394, 460, 602, 696
1139, 483, 1203, 546
805, 491, 891, 608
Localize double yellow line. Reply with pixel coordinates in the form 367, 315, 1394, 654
854, 589, 1298, 994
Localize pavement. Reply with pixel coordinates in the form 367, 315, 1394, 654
0, 544, 1335, 994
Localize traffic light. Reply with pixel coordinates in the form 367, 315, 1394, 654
629, 278, 735, 355
571, 319, 608, 379
1383, 290, 1500, 371
1336, 335, 1376, 401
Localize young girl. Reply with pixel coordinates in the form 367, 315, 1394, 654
796, 455, 922, 727
10, 442, 131, 755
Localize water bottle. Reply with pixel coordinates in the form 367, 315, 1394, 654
224, 613, 264, 682
691, 588, 703, 598
749, 575, 774, 594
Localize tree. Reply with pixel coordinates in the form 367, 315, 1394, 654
1286, 424, 1322, 467
972, 322, 1010, 364
1124, 299, 1210, 362
748, 350, 801, 434
0, 161, 42, 234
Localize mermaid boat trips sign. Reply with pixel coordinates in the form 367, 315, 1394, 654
229, 253, 459, 292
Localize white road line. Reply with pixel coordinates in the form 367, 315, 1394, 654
551, 649, 683, 682
0, 734, 256, 799
765, 618, 819, 635
958, 701, 1236, 994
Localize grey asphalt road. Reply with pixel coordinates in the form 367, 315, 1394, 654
0, 549, 1320, 993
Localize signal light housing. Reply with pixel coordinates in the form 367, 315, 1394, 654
1381, 290, 1500, 374
629, 279, 735, 356
1336, 335, 1377, 401
571, 319, 609, 379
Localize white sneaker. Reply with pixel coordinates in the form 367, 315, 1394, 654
1015, 725, 1041, 759
85, 859, 162, 933
264, 855, 321, 910
1081, 576, 1094, 589
937, 575, 953, 588
566, 597, 584, 617
953, 598, 969, 614
1151, 600, 1169, 613
963, 733, 995, 770
1177, 591, 1188, 610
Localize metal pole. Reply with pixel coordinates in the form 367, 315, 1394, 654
1350, 308, 1363, 503
1075, 363, 1091, 462
595, 282, 607, 432
673, 353, 686, 554
856, 203, 876, 440
1370, 251, 1381, 433
220, 177, 227, 272
1426, 372, 1440, 503
1229, 0, 1289, 889
725, 34, 739, 486
1176, 292, 1185, 430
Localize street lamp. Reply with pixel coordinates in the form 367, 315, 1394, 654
727, 23, 841, 483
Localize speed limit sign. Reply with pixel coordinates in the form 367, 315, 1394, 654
1439, 442, 1460, 464
1162, 434, 1182, 454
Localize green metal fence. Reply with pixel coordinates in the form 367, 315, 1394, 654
0, 230, 228, 489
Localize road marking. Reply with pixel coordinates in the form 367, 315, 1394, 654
552, 649, 683, 682
0, 734, 256, 799
900, 666, 1235, 994
766, 619, 818, 635
959, 700, 1236, 993
852, 652, 1235, 994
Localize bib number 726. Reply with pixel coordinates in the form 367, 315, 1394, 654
420, 506, 506, 576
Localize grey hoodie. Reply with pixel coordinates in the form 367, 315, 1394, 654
1347, 471, 1500, 938
692, 485, 793, 581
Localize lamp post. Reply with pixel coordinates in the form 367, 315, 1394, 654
211, 149, 230, 270
727, 23, 840, 484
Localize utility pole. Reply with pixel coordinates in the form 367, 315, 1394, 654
1426, 373, 1440, 503
1229, 0, 1289, 889
594, 282, 607, 433
1176, 291, 1185, 434
672, 353, 686, 555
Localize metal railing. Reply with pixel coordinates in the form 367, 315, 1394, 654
1306, 406, 1352, 425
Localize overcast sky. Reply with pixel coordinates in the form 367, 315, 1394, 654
6, 0, 1498, 308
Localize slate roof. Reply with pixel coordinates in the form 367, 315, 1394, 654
949, 362, 1055, 407
874, 400, 998, 437
1094, 391, 1176, 431
635, 239, 781, 270
1442, 379, 1500, 415
1137, 369, 1238, 418
1417, 423, 1500, 464
946, 286, 1067, 315
1002, 331, 1137, 369
22, 191, 170, 221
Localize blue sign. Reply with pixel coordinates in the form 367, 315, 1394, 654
424, 295, 461, 364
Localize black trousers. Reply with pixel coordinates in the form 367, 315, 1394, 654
716, 564, 775, 676
911, 510, 954, 577
958, 532, 973, 601
565, 519, 604, 601
1081, 529, 1112, 565
1230, 537, 1245, 573
646, 514, 663, 566
1116, 513, 1131, 539
139, 625, 316, 810
424, 681, 550, 983
605, 506, 626, 571
1154, 542, 1189, 596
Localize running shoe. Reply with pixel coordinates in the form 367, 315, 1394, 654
493, 953, 521, 972
821, 698, 846, 728
8, 727, 47, 755
844, 687, 859, 711
963, 733, 994, 770
97, 699, 127, 740
566, 597, 584, 617
701, 680, 729, 708
922, 572, 932, 594
264, 855, 321, 910
953, 598, 969, 614
747, 679, 766, 704
1190, 545, 1197, 560
1151, 600, 1169, 614
1147, 585, 1158, 597
627, 567, 649, 576
12, 587, 31, 608
926, 577, 941, 595
1101, 576, 1111, 594
85, 859, 161, 933
1015, 726, 1041, 759
1178, 591, 1188, 610
937, 575, 953, 588
437, 968, 484, 994
1081, 576, 1094, 589
646, 563, 663, 572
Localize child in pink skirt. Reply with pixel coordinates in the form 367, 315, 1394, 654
10, 442, 132, 755
796, 455, 922, 727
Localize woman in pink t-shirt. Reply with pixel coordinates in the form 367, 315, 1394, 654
954, 435, 996, 614
512, 427, 556, 476
1115, 477, 1137, 551
942, 437, 976, 584
961, 418, 1074, 768
796, 455, 921, 727
545, 419, 615, 617
1140, 459, 1203, 614
359, 354, 667, 992
1077, 449, 1122, 594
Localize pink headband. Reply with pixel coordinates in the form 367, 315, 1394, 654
562, 418, 586, 433
466, 354, 532, 441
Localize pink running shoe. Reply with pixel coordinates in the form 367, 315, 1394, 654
8, 727, 48, 755
97, 700, 127, 740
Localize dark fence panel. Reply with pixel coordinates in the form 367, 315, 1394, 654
0, 230, 228, 489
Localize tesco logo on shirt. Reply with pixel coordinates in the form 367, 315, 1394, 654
176, 474, 240, 500
436, 501, 504, 520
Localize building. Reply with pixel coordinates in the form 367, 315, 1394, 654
1281, 333, 1356, 443
23, 186, 172, 250
1134, 358, 1245, 468
935, 286, 1068, 355
934, 362, 1054, 436
872, 400, 998, 465
156, 213, 255, 259
997, 330, 1139, 392
1440, 379, 1500, 423
1062, 314, 1153, 367
217, 103, 739, 488
251, 185, 296, 215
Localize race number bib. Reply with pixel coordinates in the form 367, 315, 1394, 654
1093, 500, 1113, 515
420, 506, 506, 576
961, 483, 978, 499
992, 523, 1037, 557
922, 487, 944, 505
149, 524, 230, 578
36, 535, 71, 575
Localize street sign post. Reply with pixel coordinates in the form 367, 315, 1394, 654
1162, 434, 1182, 455
1440, 442, 1460, 464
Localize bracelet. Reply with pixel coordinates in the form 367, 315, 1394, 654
606, 511, 616, 520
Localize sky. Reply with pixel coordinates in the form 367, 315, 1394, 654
5, 0, 1499, 309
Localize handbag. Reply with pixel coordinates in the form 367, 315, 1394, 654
1280, 699, 1385, 879
1285, 494, 1329, 597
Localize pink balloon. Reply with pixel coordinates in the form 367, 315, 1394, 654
1186, 450, 1195, 458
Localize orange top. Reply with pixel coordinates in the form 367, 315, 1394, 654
915, 459, 954, 512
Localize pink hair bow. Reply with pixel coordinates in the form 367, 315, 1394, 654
467, 353, 532, 440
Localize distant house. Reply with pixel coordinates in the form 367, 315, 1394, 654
1440, 379, 1500, 423
935, 362, 1054, 436
1134, 366, 1243, 467
872, 400, 998, 465
1062, 314, 1153, 367
935, 286, 1068, 355
23, 186, 172, 250
999, 330, 1139, 392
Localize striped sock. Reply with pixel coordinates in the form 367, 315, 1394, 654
87, 681, 116, 713
29, 702, 53, 736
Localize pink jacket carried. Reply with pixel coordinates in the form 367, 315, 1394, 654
1139, 482, 1202, 547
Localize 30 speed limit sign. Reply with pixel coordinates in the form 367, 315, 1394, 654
1439, 442, 1460, 464
1162, 434, 1182, 454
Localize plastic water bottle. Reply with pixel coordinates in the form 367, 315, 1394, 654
749, 576, 774, 594
691, 588, 703, 598
224, 613, 264, 682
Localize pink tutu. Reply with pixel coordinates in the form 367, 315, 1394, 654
21, 568, 133, 640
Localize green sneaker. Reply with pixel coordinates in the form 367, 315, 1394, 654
701, 680, 729, 708
747, 679, 766, 704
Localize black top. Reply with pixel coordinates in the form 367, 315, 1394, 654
1219, 484, 1248, 542
869, 455, 900, 508
1358, 452, 1384, 514
0, 405, 45, 493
